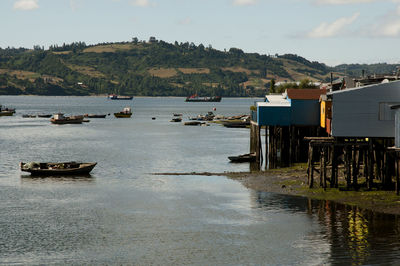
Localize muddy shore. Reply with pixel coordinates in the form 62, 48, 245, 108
154, 166, 400, 216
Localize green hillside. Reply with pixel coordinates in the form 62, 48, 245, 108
0, 39, 397, 96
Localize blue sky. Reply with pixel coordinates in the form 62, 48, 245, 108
2, 0, 400, 66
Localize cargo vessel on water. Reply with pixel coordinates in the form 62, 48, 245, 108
108, 94, 133, 100
185, 94, 221, 102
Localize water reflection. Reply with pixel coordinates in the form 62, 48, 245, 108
251, 191, 400, 265
20, 174, 95, 184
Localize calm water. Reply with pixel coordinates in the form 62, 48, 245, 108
1, 96, 400, 265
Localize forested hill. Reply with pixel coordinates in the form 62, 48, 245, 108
0, 39, 397, 96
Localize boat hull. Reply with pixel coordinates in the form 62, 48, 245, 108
0, 111, 14, 116
20, 162, 97, 176
185, 96, 221, 102
114, 113, 132, 118
50, 118, 83, 124
108, 95, 133, 100
228, 153, 256, 163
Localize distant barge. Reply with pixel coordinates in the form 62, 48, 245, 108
185, 94, 221, 102
108, 94, 133, 100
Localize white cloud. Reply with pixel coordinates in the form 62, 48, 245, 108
13, 0, 39, 10
307, 12, 360, 38
178, 17, 192, 25
233, 0, 258, 6
380, 19, 400, 36
131, 0, 153, 7
313, 0, 375, 4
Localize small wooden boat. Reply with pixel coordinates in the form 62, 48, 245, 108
0, 111, 14, 116
37, 114, 52, 118
170, 117, 182, 122
184, 121, 206, 126
20, 162, 97, 175
84, 114, 107, 118
228, 153, 256, 163
22, 114, 37, 118
222, 121, 250, 128
50, 113, 84, 124
114, 107, 132, 118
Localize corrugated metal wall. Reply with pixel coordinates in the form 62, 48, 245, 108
330, 81, 400, 138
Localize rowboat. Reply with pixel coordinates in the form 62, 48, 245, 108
0, 111, 14, 116
228, 153, 256, 163
20, 162, 97, 175
84, 114, 107, 118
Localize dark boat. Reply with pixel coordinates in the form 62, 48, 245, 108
184, 121, 206, 126
170, 117, 182, 122
222, 120, 250, 128
108, 94, 133, 100
37, 114, 52, 118
84, 114, 107, 118
22, 114, 37, 118
228, 153, 256, 163
20, 162, 97, 175
185, 94, 221, 102
50, 113, 84, 124
114, 107, 132, 118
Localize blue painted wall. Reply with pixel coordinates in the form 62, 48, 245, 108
291, 100, 320, 126
257, 106, 291, 126
257, 99, 320, 126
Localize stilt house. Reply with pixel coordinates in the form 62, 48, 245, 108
256, 89, 326, 126
326, 80, 400, 138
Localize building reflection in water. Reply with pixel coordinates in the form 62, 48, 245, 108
251, 191, 400, 265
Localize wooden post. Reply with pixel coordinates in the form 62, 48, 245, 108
345, 145, 352, 189
265, 126, 268, 170
396, 152, 400, 195
368, 139, 374, 190
330, 144, 337, 188
308, 142, 314, 188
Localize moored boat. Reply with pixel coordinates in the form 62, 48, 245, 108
108, 94, 133, 100
0, 110, 14, 116
37, 114, 52, 118
185, 94, 221, 102
84, 114, 107, 118
114, 107, 132, 118
170, 117, 182, 122
20, 161, 97, 175
50, 113, 84, 124
228, 153, 256, 163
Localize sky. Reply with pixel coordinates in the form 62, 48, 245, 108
1, 0, 400, 66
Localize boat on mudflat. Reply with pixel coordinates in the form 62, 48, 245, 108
20, 161, 97, 175
114, 107, 132, 118
108, 94, 133, 100
50, 113, 84, 124
185, 94, 221, 102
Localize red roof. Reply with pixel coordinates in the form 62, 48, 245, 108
286, 89, 326, 100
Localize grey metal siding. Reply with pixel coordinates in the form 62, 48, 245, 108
330, 81, 400, 138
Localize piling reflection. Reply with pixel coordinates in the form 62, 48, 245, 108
251, 191, 400, 265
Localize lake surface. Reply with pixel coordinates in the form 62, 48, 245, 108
1, 96, 400, 265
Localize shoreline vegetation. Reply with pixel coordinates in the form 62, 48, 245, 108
153, 165, 400, 216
